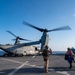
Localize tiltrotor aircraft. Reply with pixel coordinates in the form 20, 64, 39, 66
0, 21, 71, 56
23, 21, 71, 50
0, 31, 39, 56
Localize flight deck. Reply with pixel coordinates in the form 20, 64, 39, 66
0, 55, 75, 75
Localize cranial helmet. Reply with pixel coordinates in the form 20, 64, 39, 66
45, 45, 48, 49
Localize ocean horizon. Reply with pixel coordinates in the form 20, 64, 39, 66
52, 51, 66, 54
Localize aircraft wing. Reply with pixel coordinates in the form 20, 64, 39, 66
21, 40, 40, 46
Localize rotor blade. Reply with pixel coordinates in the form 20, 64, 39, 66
23, 21, 44, 32
48, 25, 71, 32
19, 37, 32, 41
22, 39, 32, 41
7, 30, 17, 37
12, 38, 31, 41
12, 39, 16, 41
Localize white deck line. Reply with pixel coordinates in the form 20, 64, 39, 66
56, 71, 70, 75
8, 61, 28, 75
1, 58, 23, 64
1, 58, 70, 75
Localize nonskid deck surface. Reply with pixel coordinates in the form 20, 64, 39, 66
0, 55, 75, 75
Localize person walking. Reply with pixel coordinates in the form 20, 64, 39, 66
42, 45, 52, 73
65, 48, 75, 69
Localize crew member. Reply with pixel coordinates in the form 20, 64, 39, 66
65, 48, 75, 69
42, 45, 52, 73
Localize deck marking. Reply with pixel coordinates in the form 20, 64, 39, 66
1, 58, 70, 75
8, 61, 28, 75
48, 68, 54, 71
26, 64, 43, 68
26, 64, 70, 75
57, 71, 70, 75
32, 55, 36, 58
1, 58, 23, 64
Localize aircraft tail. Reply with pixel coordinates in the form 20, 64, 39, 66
0, 47, 13, 54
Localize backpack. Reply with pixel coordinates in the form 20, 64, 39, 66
65, 54, 69, 60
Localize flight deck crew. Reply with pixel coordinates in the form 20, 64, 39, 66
65, 48, 75, 69
42, 45, 52, 73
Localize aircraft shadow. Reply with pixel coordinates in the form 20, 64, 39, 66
1, 67, 75, 75
49, 66, 75, 71
1, 67, 44, 75
16, 67, 44, 73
